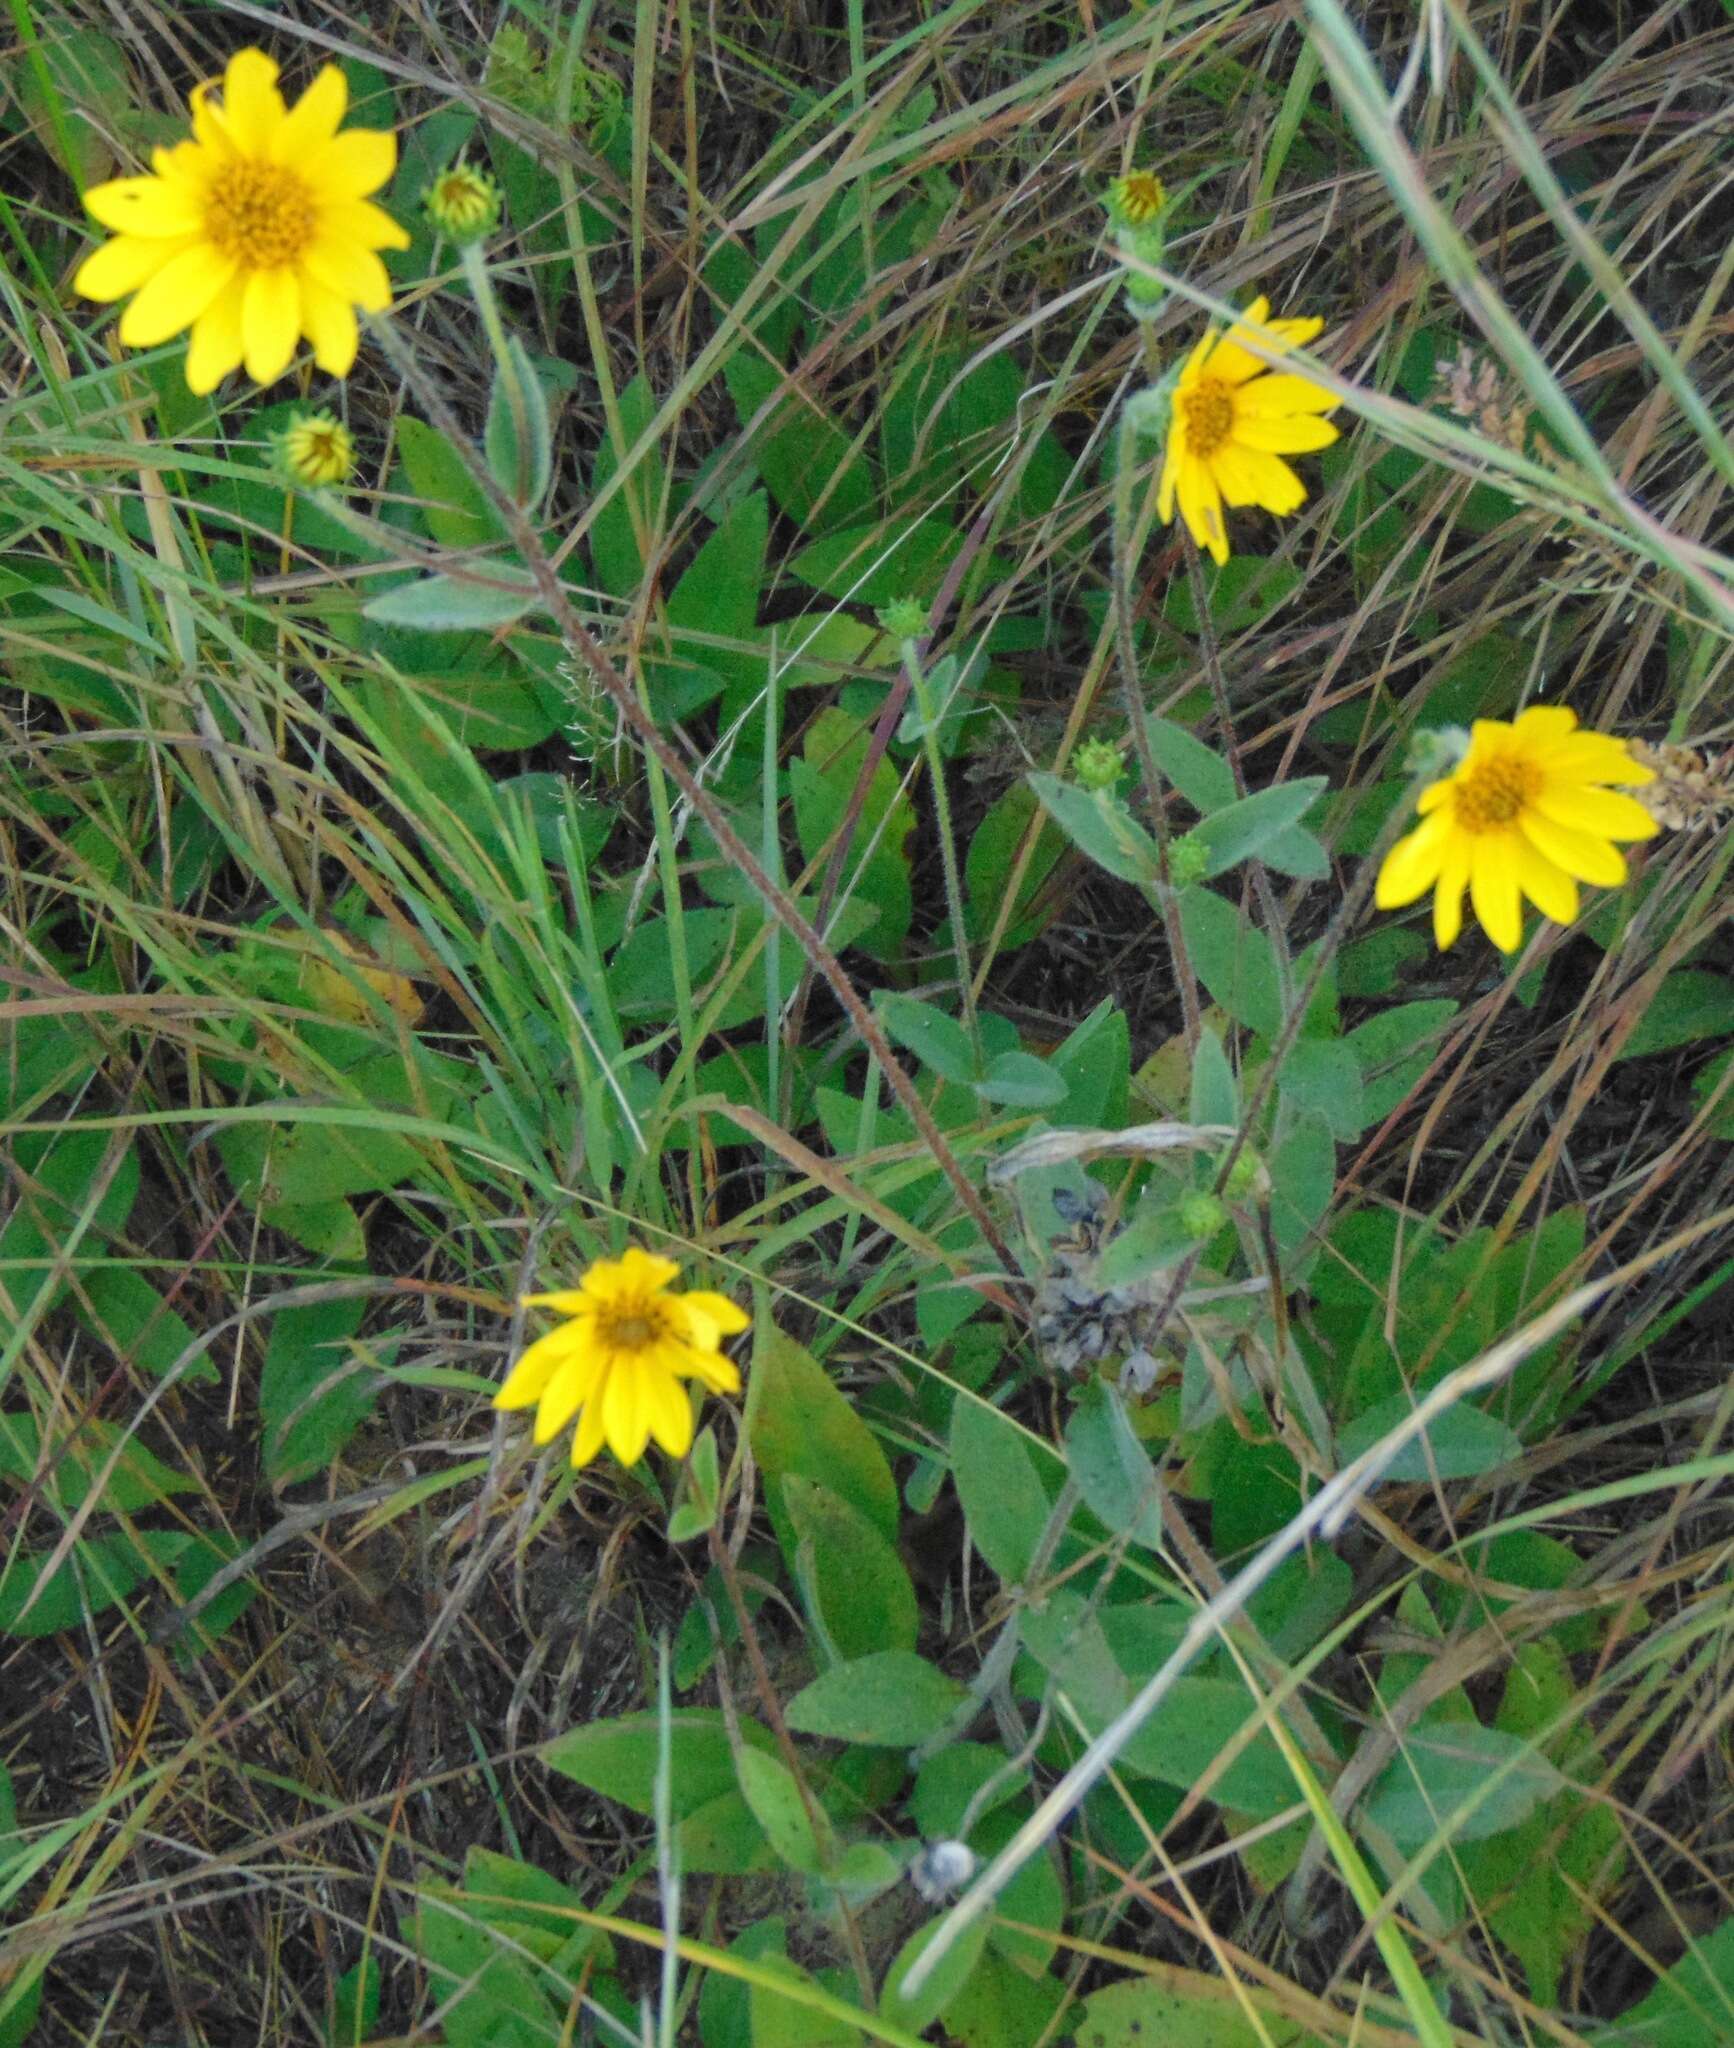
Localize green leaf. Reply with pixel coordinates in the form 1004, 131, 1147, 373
1066, 1379, 1164, 1548
1616, 970, 1734, 1061
736, 1747, 826, 1874
1189, 1026, 1239, 1128
396, 416, 501, 549
328, 1956, 379, 2048
1595, 1911, 1734, 2046
1178, 889, 1283, 1039
0, 1530, 187, 1639
878, 993, 976, 1085
1027, 774, 1163, 886
543, 1709, 775, 1818
950, 1399, 1052, 1586
790, 709, 914, 962
72, 1267, 214, 1384
786, 1652, 967, 1746
879, 1915, 990, 2035
259, 1294, 380, 1488
965, 782, 1066, 949
748, 1955, 863, 2048
1072, 1974, 1321, 2048
721, 348, 876, 536
1336, 1389, 1521, 1481
411, 1894, 555, 2048
973, 1050, 1066, 1108
1459, 1642, 1624, 2006
668, 1426, 722, 1544
1193, 779, 1328, 880
749, 1331, 900, 1547
1278, 1038, 1365, 1142
483, 336, 554, 509
0, 1411, 196, 1514
362, 567, 541, 631
1165, 558, 1302, 636
791, 517, 965, 605
784, 1474, 918, 1659
589, 371, 666, 597
1361, 1721, 1564, 1850
943, 1950, 1066, 2048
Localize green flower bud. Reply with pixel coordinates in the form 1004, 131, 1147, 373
1167, 831, 1210, 888
1104, 170, 1167, 231
424, 162, 502, 245
1123, 367, 1181, 443
1404, 725, 1470, 784
277, 410, 354, 489
1220, 1146, 1263, 1201
1073, 738, 1126, 792
877, 598, 927, 640
1179, 1191, 1228, 1242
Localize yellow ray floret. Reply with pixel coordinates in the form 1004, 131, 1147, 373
1375, 706, 1658, 953
1157, 295, 1340, 565
497, 1247, 750, 1470
73, 47, 410, 394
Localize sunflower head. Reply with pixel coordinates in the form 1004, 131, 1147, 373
1374, 707, 1658, 953
277, 409, 354, 488
73, 47, 410, 395
1156, 295, 1339, 565
495, 1247, 749, 1471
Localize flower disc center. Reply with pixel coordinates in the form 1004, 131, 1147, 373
1455, 755, 1539, 832
603, 1310, 657, 1351
206, 161, 316, 267
1181, 376, 1236, 459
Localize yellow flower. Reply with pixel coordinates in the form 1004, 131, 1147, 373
278, 409, 354, 487
424, 162, 501, 244
1157, 295, 1339, 565
1375, 707, 1658, 953
73, 47, 410, 394
495, 1247, 749, 1470
1106, 170, 1167, 229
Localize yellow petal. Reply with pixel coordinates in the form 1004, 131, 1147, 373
1375, 812, 1453, 908
73, 233, 188, 301
300, 276, 359, 377
275, 63, 348, 161
683, 1351, 742, 1396
1434, 841, 1470, 950
1532, 783, 1659, 842
190, 81, 238, 157
1232, 372, 1339, 418
645, 1373, 695, 1457
533, 1352, 605, 1443
1511, 704, 1577, 748
1517, 811, 1627, 886
1177, 458, 1229, 566
571, 1397, 607, 1468
1515, 839, 1578, 926
223, 47, 286, 144
186, 283, 247, 394
118, 243, 238, 346
1232, 412, 1339, 455
83, 175, 204, 237
1545, 736, 1650, 784
604, 1362, 652, 1466
1156, 426, 1181, 523
242, 266, 301, 384
304, 127, 398, 200
1469, 838, 1523, 952
494, 1323, 586, 1409
302, 236, 392, 312
520, 1288, 595, 1316
679, 1290, 750, 1337
618, 1246, 681, 1294
319, 197, 412, 252
1219, 446, 1306, 515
